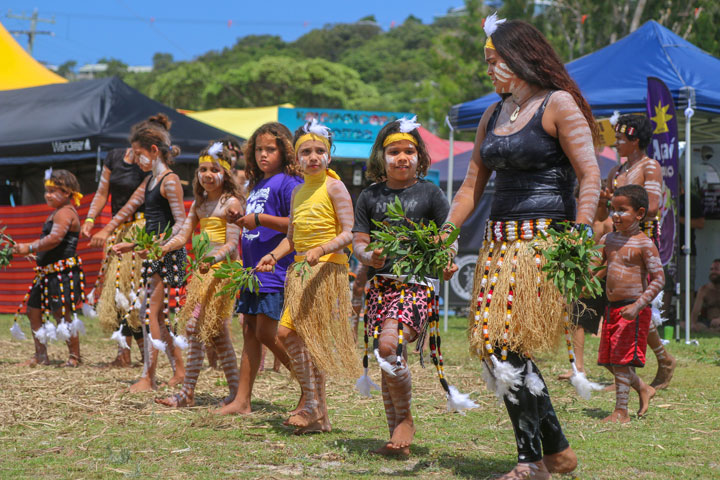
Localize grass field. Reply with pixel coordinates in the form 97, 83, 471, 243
1, 313, 719, 479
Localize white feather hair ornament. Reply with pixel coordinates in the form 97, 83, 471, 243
171, 331, 189, 351
374, 348, 397, 376
44, 167, 53, 181
609, 110, 621, 126
569, 362, 604, 400
208, 141, 224, 159
524, 360, 546, 396
397, 115, 421, 133
355, 368, 381, 397
446, 385, 479, 414
110, 324, 130, 349
43, 320, 58, 342
55, 319, 72, 342
70, 313, 86, 336
11, 321, 27, 341
148, 332, 167, 353
490, 355, 523, 405
82, 302, 98, 318
303, 118, 331, 139
483, 12, 506, 38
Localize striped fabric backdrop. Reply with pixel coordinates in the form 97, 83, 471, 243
0, 195, 195, 314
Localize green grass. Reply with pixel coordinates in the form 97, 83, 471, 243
1, 313, 719, 479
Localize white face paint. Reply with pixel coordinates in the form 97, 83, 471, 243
609, 210, 630, 218
138, 154, 152, 168
384, 153, 417, 168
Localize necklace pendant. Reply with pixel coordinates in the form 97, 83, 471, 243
510, 105, 520, 122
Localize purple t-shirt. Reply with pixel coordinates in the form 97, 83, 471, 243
242, 173, 302, 293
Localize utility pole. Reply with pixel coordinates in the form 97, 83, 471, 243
6, 8, 55, 56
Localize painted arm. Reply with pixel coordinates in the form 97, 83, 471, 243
161, 173, 188, 240
211, 197, 242, 263
29, 207, 74, 252
162, 201, 197, 254
643, 160, 663, 217
446, 105, 495, 228
632, 242, 665, 311
82, 166, 111, 237
101, 177, 148, 234
312, 178, 354, 256
550, 91, 601, 226
593, 234, 609, 280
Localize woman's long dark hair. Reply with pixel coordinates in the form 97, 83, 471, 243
492, 20, 600, 144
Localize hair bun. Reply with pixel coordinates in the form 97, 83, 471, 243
169, 145, 181, 157
148, 113, 172, 131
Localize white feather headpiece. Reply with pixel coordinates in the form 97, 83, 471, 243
208, 142, 223, 159
484, 12, 506, 37
609, 110, 621, 126
303, 118, 331, 139
397, 115, 421, 133
44, 168, 53, 181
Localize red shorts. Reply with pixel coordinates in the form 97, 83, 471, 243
365, 276, 432, 334
598, 301, 651, 367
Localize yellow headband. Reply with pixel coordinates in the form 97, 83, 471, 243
294, 133, 331, 153
484, 36, 495, 50
198, 155, 231, 171
383, 133, 418, 148
45, 180, 83, 206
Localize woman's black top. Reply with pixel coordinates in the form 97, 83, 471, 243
104, 149, 150, 216
480, 91, 576, 221
37, 209, 79, 267
144, 173, 174, 236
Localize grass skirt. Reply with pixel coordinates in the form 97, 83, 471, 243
176, 268, 234, 345
284, 261, 361, 379
98, 220, 145, 332
468, 237, 566, 358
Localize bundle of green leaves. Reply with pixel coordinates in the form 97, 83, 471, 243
0, 225, 14, 269
123, 224, 171, 261
293, 258, 312, 283
366, 196, 458, 283
538, 222, 603, 302
213, 258, 261, 297
185, 231, 216, 281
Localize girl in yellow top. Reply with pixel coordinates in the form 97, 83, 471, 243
257, 120, 359, 434
155, 142, 244, 408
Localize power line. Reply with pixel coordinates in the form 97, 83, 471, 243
6, 8, 56, 55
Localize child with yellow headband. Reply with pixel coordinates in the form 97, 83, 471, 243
256, 119, 359, 434
13, 168, 86, 367
155, 142, 245, 408
352, 117, 467, 458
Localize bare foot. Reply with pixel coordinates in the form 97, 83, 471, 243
103, 351, 132, 368
155, 393, 194, 408
18, 356, 50, 367
371, 442, 410, 458
637, 384, 656, 417
601, 409, 631, 423
62, 356, 81, 368
168, 374, 185, 387
496, 461, 551, 479
388, 418, 415, 451
128, 376, 154, 393
219, 392, 236, 407
557, 370, 574, 380
287, 409, 322, 428
293, 415, 331, 435
650, 354, 676, 390
543, 446, 577, 473
287, 392, 307, 417
215, 399, 251, 415
603, 383, 616, 392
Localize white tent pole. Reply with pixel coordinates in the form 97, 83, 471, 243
444, 116, 455, 333
682, 88, 695, 344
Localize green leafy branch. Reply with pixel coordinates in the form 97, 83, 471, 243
538, 222, 604, 303
293, 258, 312, 283
123, 223, 171, 261
366, 196, 459, 283
0, 225, 15, 270
185, 231, 216, 281
213, 257, 262, 297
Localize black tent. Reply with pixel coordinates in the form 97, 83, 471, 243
0, 77, 239, 204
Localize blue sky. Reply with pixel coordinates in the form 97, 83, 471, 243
3, 1, 464, 67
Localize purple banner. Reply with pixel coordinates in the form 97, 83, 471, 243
646, 76, 679, 267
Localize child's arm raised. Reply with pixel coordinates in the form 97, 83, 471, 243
161, 201, 198, 256
91, 176, 149, 248
305, 177, 353, 266
15, 206, 75, 255
620, 239, 665, 320
160, 172, 187, 239
82, 165, 111, 238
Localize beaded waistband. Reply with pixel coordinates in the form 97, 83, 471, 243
37, 256, 82, 275
641, 218, 659, 240
484, 218, 553, 243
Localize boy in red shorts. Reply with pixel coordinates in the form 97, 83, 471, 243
596, 184, 664, 423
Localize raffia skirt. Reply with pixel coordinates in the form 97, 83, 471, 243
98, 218, 145, 332
468, 219, 567, 358
281, 257, 361, 379
176, 267, 235, 345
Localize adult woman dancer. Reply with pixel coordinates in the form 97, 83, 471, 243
444, 16, 600, 479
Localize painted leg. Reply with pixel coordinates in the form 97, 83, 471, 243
129, 277, 163, 392
213, 319, 239, 406
156, 315, 202, 408
602, 367, 632, 423
648, 323, 676, 389
217, 314, 261, 415
20, 306, 49, 366
282, 328, 321, 429
628, 367, 655, 417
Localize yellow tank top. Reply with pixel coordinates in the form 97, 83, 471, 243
292, 170, 340, 253
199, 216, 226, 244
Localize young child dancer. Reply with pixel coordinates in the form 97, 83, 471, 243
596, 185, 664, 423
83, 144, 151, 367
218, 123, 303, 415
13, 169, 86, 367
256, 120, 359, 434
111, 114, 187, 392
156, 142, 243, 407
352, 117, 467, 457
602, 114, 675, 390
